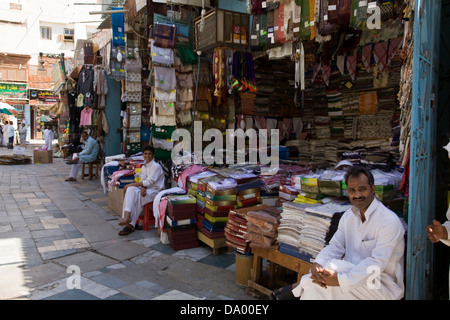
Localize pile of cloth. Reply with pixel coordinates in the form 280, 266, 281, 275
243, 206, 283, 250
225, 204, 269, 254
0, 154, 32, 165
297, 202, 351, 258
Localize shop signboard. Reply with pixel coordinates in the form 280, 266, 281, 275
0, 82, 27, 100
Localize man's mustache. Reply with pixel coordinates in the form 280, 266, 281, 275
352, 197, 366, 201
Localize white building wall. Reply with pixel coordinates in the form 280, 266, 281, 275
0, 0, 103, 61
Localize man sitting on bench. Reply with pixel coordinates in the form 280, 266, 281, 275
65, 131, 99, 182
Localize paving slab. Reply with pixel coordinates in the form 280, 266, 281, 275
53, 251, 118, 273
21, 262, 69, 288
95, 241, 150, 261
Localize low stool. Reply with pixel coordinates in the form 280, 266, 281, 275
141, 202, 155, 231
81, 160, 101, 180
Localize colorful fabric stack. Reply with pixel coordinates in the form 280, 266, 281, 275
165, 195, 198, 251
230, 172, 261, 208
202, 178, 238, 240
243, 206, 283, 251
225, 204, 270, 254
185, 171, 217, 233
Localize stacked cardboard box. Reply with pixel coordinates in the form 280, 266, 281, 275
165, 195, 198, 250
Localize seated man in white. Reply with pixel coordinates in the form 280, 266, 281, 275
281, 166, 405, 300
118, 146, 165, 236
65, 131, 99, 182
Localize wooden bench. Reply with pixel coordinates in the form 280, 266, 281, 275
248, 247, 312, 296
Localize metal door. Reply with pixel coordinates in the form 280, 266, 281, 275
407, 0, 442, 300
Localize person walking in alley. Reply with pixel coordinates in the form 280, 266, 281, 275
18, 122, 27, 145
43, 125, 54, 150
65, 131, 99, 182
7, 121, 15, 148
118, 146, 165, 236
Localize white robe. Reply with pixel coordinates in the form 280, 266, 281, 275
292, 199, 405, 300
43, 129, 54, 150
122, 160, 165, 227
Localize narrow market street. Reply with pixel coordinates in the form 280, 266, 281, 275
0, 141, 256, 301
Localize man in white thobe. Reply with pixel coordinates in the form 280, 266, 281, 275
118, 146, 165, 235
291, 166, 405, 300
43, 126, 54, 150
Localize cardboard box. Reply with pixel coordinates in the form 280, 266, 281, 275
33, 150, 53, 164
108, 187, 124, 216
13, 146, 26, 156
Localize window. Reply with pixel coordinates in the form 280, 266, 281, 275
64, 28, 74, 41
40, 26, 52, 40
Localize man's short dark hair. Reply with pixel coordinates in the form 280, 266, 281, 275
143, 145, 155, 154
81, 131, 88, 136
344, 165, 375, 186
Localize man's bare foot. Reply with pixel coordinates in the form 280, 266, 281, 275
119, 212, 131, 226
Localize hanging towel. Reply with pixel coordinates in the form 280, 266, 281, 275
373, 41, 388, 73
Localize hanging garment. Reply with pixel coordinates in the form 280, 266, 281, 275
154, 100, 176, 116
388, 37, 403, 64
153, 23, 176, 48
111, 7, 125, 47
373, 41, 388, 73
80, 107, 93, 126
151, 40, 174, 66
346, 47, 358, 81
176, 72, 194, 89
154, 66, 176, 92
154, 88, 176, 101
362, 44, 373, 71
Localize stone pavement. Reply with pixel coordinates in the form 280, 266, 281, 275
0, 141, 262, 301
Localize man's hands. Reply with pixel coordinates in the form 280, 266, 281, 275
310, 262, 340, 289
141, 187, 147, 197
426, 220, 448, 243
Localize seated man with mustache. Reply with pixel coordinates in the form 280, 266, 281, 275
273, 165, 406, 300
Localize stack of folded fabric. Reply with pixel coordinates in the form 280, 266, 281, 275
313, 116, 331, 139
165, 195, 198, 251
243, 206, 283, 250
202, 178, 238, 239
225, 204, 270, 254
278, 184, 299, 202
185, 171, 217, 231
229, 172, 261, 208
297, 202, 351, 258
277, 201, 321, 262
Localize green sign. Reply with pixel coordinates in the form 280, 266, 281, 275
0, 82, 27, 99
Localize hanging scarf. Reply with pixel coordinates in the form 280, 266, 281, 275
373, 41, 388, 74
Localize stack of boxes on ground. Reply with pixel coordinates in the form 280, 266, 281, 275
165, 195, 198, 251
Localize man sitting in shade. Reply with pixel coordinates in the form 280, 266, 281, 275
65, 131, 99, 182
118, 146, 165, 236
272, 166, 405, 300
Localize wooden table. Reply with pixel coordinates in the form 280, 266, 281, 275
248, 247, 312, 296
197, 231, 227, 255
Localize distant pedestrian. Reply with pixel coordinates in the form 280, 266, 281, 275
2, 121, 9, 146
18, 123, 27, 145
43, 125, 54, 151
0, 122, 3, 146
7, 121, 15, 147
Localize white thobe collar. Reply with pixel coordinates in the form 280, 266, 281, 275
350, 197, 380, 223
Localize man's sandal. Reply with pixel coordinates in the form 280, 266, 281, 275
269, 284, 296, 300
118, 226, 134, 236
